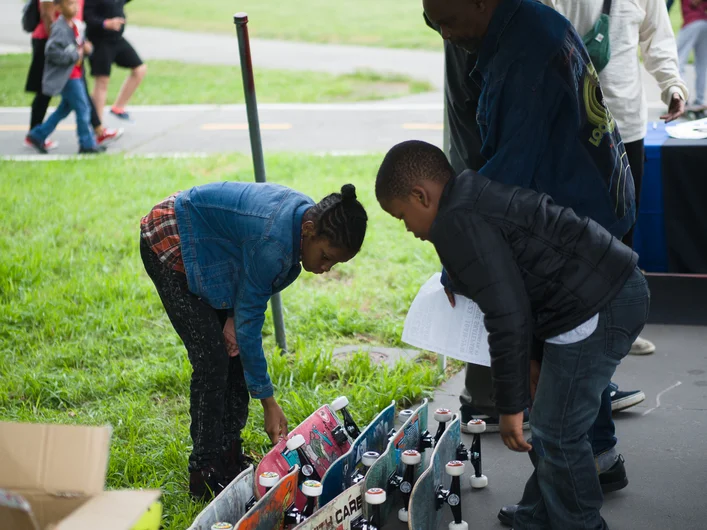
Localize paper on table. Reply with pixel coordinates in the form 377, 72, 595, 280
666, 117, 707, 139
402, 273, 491, 367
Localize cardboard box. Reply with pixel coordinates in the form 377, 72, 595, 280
0, 422, 161, 530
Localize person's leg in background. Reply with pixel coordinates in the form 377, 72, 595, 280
82, 72, 123, 145
27, 96, 72, 153
677, 20, 701, 105
25, 38, 58, 150
89, 39, 113, 123
692, 21, 707, 107
109, 37, 147, 120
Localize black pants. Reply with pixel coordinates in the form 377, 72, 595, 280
27, 39, 101, 131
622, 139, 645, 249
140, 238, 250, 471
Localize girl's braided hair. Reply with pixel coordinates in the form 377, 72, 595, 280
306, 184, 368, 253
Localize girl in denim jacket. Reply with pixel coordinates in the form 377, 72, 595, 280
140, 181, 367, 499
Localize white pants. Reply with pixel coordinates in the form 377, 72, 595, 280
678, 19, 707, 107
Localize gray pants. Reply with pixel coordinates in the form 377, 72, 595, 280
678, 20, 707, 107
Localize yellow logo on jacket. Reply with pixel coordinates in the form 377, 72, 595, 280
583, 62, 616, 146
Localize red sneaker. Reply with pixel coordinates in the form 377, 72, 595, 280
96, 127, 124, 145
24, 136, 58, 150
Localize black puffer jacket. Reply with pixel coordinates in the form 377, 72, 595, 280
430, 171, 638, 415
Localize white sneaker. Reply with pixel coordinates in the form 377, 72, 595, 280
629, 336, 655, 355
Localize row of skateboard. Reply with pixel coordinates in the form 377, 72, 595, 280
188, 397, 488, 530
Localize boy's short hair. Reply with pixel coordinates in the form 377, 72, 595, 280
375, 140, 454, 202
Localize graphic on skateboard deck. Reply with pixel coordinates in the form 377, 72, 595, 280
188, 465, 255, 530
362, 399, 431, 524
234, 466, 301, 530
291, 481, 366, 530
256, 405, 352, 510
319, 400, 396, 507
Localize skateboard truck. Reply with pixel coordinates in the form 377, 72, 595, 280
351, 488, 386, 530
459, 420, 488, 489
435, 460, 469, 530
419, 429, 434, 452
331, 396, 362, 440
286, 434, 322, 483
398, 449, 422, 522
352, 451, 381, 484
433, 408, 453, 446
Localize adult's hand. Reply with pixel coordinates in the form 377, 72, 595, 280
661, 92, 685, 123
223, 316, 239, 357
104, 17, 125, 31
500, 412, 532, 452
262, 397, 288, 444
83, 40, 93, 56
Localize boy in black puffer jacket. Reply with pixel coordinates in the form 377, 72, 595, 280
376, 140, 649, 530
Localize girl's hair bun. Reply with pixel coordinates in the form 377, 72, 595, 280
340, 184, 357, 203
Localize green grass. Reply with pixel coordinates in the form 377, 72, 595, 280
128, 0, 441, 49
0, 54, 432, 107
0, 153, 445, 529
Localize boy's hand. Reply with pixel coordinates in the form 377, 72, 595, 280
262, 397, 288, 444
104, 17, 125, 31
444, 286, 456, 308
500, 413, 532, 452
529, 359, 541, 401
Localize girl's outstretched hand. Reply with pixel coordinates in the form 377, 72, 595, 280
262, 397, 288, 444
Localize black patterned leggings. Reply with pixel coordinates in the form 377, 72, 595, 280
140, 238, 250, 471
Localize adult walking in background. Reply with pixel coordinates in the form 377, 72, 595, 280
84, 0, 146, 121
541, 0, 687, 356
677, 0, 707, 113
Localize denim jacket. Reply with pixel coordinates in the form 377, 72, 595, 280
175, 182, 314, 399
472, 0, 635, 239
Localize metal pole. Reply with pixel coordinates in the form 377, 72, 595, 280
234, 12, 288, 353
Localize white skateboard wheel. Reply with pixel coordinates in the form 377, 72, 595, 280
398, 507, 409, 522
398, 409, 414, 424
466, 419, 486, 434
331, 396, 349, 411
449, 522, 469, 530
445, 460, 465, 477
211, 524, 233, 530
434, 408, 453, 422
362, 451, 380, 467
301, 480, 323, 497
470, 474, 488, 489
286, 434, 306, 451
401, 449, 422, 465
258, 471, 280, 488
365, 487, 386, 505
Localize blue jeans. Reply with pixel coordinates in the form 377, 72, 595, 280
29, 78, 96, 149
515, 267, 650, 530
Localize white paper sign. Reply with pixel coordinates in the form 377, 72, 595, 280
402, 273, 491, 367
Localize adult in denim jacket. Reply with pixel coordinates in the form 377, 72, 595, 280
423, 0, 638, 527
141, 182, 367, 499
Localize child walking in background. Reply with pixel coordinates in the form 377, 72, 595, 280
27, 0, 105, 154
140, 181, 368, 499
376, 140, 649, 529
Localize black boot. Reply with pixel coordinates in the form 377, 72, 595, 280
223, 438, 253, 484
189, 465, 227, 500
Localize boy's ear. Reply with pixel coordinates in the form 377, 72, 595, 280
302, 220, 316, 237
410, 185, 431, 208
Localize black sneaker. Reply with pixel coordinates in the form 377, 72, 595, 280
110, 107, 131, 120
460, 405, 529, 433
609, 382, 645, 412
78, 145, 107, 155
189, 465, 227, 500
497, 454, 629, 527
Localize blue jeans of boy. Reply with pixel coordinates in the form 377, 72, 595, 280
29, 78, 96, 150
514, 267, 650, 530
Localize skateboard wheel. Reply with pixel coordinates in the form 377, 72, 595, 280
211, 524, 233, 530
434, 408, 453, 422
301, 479, 323, 497
398, 507, 409, 522
401, 449, 422, 465
445, 460, 465, 477
398, 409, 414, 424
470, 474, 488, 489
258, 471, 280, 488
466, 419, 486, 434
449, 522, 469, 530
331, 396, 349, 411
361, 451, 380, 467
286, 434, 306, 451
365, 487, 386, 505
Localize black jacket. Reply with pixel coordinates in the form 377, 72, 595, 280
85, 0, 132, 41
430, 171, 638, 415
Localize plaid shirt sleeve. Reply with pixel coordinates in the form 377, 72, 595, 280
140, 193, 186, 273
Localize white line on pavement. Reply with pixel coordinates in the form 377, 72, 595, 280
642, 381, 683, 416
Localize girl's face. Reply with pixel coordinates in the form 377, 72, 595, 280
300, 221, 354, 274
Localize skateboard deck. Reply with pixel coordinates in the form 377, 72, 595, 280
318, 400, 396, 507
234, 466, 300, 530
290, 481, 366, 530
362, 399, 429, 524
256, 405, 352, 510
409, 415, 462, 530
188, 466, 255, 530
